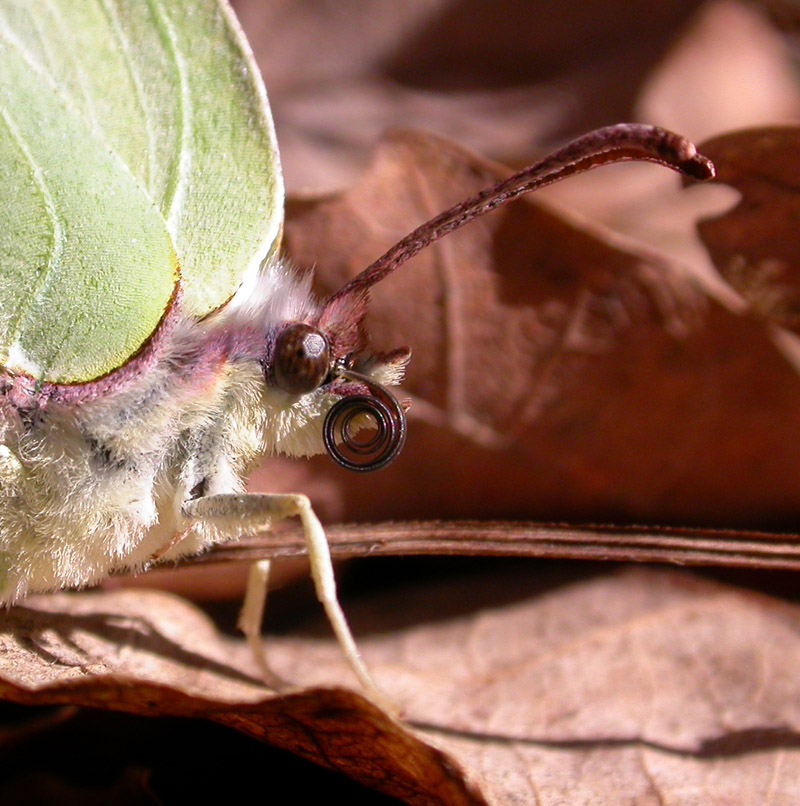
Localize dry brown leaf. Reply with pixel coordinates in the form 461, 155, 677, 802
0, 589, 483, 806
4, 568, 800, 804
263, 129, 800, 528
386, 566, 800, 804
697, 126, 800, 333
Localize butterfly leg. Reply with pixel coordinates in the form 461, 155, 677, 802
181, 493, 385, 704
237, 557, 287, 690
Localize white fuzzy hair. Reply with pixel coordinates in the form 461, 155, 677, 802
0, 257, 373, 601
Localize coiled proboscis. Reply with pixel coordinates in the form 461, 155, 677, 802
323, 377, 407, 472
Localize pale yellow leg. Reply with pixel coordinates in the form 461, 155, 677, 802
236, 559, 287, 690
182, 493, 388, 707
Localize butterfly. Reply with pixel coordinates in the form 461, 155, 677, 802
0, 0, 713, 703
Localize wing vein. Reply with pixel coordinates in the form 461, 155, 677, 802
0, 104, 64, 374
97, 0, 159, 196
43, 0, 99, 129
147, 0, 191, 231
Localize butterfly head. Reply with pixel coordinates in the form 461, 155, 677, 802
264, 279, 410, 472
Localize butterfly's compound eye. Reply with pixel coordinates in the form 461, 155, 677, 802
273, 323, 331, 395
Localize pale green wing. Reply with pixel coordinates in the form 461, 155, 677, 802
0, 0, 283, 383
0, 30, 178, 384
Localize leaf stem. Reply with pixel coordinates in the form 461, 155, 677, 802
180, 521, 800, 572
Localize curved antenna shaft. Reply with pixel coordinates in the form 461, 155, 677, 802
322, 124, 714, 310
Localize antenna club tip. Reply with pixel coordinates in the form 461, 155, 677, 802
659, 130, 715, 180
679, 149, 715, 181
689, 153, 716, 181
